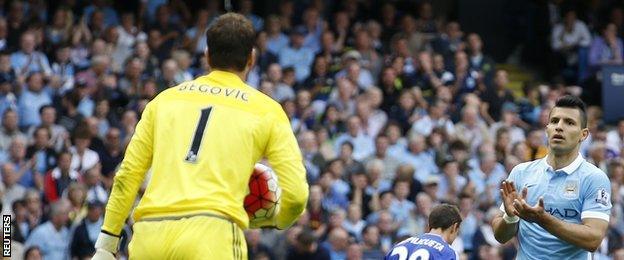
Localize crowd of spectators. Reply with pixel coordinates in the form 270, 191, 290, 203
0, 0, 623, 259
549, 5, 624, 105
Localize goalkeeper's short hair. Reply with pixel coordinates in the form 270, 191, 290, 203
206, 13, 255, 72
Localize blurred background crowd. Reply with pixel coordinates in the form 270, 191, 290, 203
0, 0, 623, 259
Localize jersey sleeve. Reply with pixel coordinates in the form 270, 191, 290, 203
264, 108, 308, 229
580, 170, 612, 222
101, 101, 156, 236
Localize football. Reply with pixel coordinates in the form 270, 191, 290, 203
244, 163, 281, 221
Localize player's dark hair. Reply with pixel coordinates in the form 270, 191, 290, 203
428, 204, 462, 230
553, 95, 587, 128
206, 13, 255, 71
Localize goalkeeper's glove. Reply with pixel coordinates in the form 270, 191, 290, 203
249, 199, 281, 229
92, 249, 116, 260
249, 216, 279, 229
92, 232, 119, 260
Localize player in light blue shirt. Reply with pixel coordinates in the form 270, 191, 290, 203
492, 95, 612, 260
386, 204, 461, 260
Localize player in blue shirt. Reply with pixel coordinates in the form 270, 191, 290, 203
492, 95, 612, 260
385, 204, 462, 260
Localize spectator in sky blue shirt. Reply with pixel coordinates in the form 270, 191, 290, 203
334, 116, 375, 161
322, 228, 349, 260
11, 32, 51, 78
301, 7, 323, 54
436, 159, 467, 202
389, 180, 415, 224
50, 45, 75, 94
265, 16, 289, 55
588, 23, 624, 74
394, 134, 438, 183
279, 26, 315, 83
71, 200, 104, 259
18, 72, 51, 129
83, 0, 119, 28
25, 201, 70, 260
239, 0, 264, 31
468, 154, 508, 204
0, 109, 24, 154
0, 79, 17, 118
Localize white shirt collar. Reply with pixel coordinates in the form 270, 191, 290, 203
542, 153, 584, 174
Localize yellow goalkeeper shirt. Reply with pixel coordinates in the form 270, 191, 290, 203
101, 70, 308, 235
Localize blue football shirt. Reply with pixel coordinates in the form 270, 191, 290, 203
385, 233, 457, 260
500, 154, 612, 260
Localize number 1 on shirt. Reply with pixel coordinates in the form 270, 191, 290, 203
185, 107, 213, 163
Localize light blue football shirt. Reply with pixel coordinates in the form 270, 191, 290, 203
501, 153, 612, 260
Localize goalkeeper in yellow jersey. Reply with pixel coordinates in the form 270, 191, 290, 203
93, 13, 309, 260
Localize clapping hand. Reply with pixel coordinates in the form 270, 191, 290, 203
500, 181, 521, 217
512, 186, 546, 223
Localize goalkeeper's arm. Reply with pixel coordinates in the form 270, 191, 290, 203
262, 111, 309, 229
94, 102, 156, 256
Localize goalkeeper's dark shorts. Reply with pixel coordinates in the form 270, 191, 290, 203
129, 213, 247, 259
